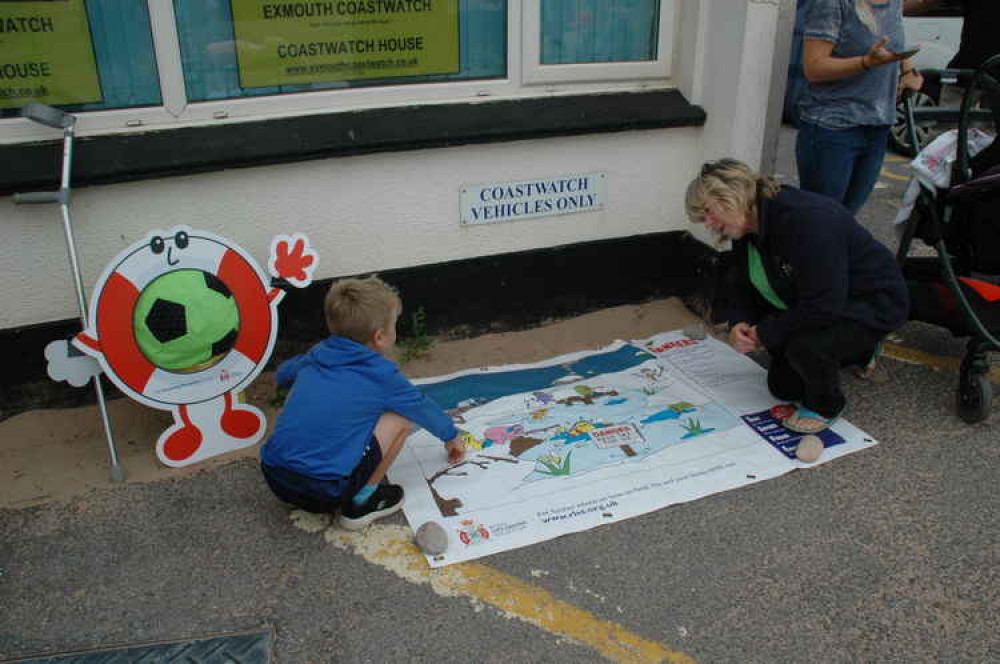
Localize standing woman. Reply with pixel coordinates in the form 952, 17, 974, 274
797, 0, 924, 213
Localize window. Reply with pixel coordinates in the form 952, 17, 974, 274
173, 0, 506, 103
0, 0, 160, 119
540, 0, 661, 65
523, 0, 673, 85
1, 0, 676, 142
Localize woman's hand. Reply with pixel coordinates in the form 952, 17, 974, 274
804, 37, 914, 83
863, 36, 902, 69
728, 322, 761, 354
898, 62, 924, 97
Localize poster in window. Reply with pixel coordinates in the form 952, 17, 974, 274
230, 0, 460, 87
0, 0, 102, 109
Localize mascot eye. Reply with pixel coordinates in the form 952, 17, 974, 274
174, 231, 189, 249
150, 236, 165, 254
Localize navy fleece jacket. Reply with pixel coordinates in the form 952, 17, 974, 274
729, 187, 909, 348
260, 336, 458, 480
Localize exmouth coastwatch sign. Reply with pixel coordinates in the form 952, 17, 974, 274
230, 0, 459, 87
0, 0, 102, 109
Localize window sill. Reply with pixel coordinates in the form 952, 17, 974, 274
1, 89, 704, 196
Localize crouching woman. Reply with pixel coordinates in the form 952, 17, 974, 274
685, 159, 908, 433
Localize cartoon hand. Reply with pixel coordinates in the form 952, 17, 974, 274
45, 338, 102, 387
269, 233, 318, 288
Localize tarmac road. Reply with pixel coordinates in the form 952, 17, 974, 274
1, 127, 997, 664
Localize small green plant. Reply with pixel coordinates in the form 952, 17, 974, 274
680, 417, 715, 437
397, 306, 434, 364
271, 385, 290, 408
681, 418, 704, 434
536, 450, 573, 477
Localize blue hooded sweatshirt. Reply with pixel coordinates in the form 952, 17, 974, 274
260, 336, 458, 480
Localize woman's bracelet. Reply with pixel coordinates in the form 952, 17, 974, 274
901, 68, 919, 78
860, 56, 871, 71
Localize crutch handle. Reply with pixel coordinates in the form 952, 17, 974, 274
21, 102, 75, 129
13, 191, 63, 205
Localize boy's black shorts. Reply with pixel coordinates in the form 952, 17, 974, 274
260, 437, 383, 513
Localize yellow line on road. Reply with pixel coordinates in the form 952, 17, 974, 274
292, 515, 695, 664
880, 167, 912, 181
882, 342, 956, 369
883, 342, 1000, 382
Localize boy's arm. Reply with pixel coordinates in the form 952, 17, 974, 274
275, 354, 308, 389
384, 370, 459, 443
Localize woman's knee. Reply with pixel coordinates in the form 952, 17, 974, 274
767, 368, 804, 401
784, 332, 830, 365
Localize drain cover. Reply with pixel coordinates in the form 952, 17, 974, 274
4, 630, 270, 664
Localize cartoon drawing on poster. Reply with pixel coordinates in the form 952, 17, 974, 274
392, 333, 879, 567
46, 227, 318, 467
409, 351, 737, 519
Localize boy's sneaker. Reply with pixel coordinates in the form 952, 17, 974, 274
339, 484, 405, 531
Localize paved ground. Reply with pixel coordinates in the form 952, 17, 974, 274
1, 127, 998, 664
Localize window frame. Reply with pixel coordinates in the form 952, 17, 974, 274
0, 0, 679, 144
521, 0, 676, 86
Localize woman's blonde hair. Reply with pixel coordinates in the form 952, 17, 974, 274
324, 276, 402, 344
684, 158, 780, 226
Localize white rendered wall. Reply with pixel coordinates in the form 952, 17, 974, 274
0, 128, 702, 329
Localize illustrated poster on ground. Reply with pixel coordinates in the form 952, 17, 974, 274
391, 331, 878, 567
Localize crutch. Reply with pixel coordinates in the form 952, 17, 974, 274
13, 103, 124, 482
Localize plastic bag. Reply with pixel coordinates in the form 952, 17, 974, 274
911, 128, 993, 189
894, 128, 994, 225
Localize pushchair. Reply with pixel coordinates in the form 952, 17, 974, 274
896, 54, 1000, 423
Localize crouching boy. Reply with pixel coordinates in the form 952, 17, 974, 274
260, 276, 465, 530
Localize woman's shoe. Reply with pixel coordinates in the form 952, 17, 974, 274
783, 406, 840, 434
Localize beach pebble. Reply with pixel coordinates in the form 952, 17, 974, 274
683, 325, 707, 340
795, 435, 824, 463
415, 521, 448, 555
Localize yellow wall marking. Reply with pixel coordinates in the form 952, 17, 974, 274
291, 513, 695, 664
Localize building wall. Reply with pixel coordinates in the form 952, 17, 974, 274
0, 0, 782, 331
0, 126, 701, 328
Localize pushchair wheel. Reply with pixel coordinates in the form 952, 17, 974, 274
956, 354, 992, 424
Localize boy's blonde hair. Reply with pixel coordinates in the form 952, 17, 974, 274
324, 276, 402, 344
684, 158, 780, 225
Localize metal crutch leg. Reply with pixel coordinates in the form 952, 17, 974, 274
14, 102, 124, 483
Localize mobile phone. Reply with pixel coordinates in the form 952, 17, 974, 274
894, 43, 922, 59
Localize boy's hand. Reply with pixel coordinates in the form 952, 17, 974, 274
445, 437, 465, 464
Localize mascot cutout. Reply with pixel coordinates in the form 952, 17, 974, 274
50, 226, 318, 467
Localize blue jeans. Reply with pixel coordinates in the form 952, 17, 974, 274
795, 121, 890, 214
